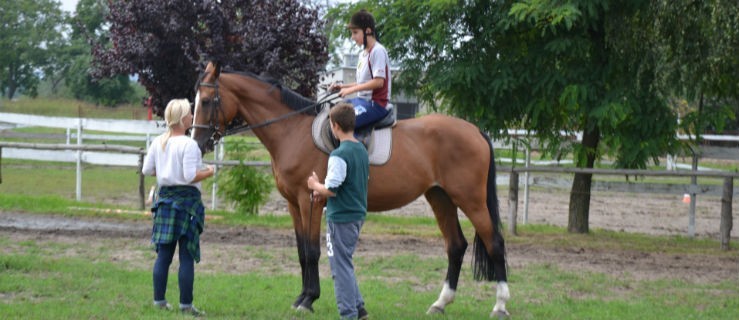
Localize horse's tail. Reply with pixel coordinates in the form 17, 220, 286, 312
472, 130, 508, 282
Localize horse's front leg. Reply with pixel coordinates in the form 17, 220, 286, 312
288, 199, 323, 312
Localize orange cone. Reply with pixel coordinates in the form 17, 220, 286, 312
682, 193, 691, 204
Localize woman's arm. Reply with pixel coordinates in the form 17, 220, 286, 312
141, 142, 157, 176
183, 140, 214, 183
190, 166, 215, 183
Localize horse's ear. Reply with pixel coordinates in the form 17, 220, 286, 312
213, 61, 221, 79
206, 61, 222, 79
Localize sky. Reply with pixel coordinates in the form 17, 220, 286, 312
59, 0, 79, 13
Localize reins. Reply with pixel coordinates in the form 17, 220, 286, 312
195, 75, 339, 144
224, 94, 335, 136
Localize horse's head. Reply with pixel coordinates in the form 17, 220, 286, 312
192, 61, 322, 155
192, 62, 230, 154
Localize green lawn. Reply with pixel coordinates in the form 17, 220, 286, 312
0, 234, 736, 320
0, 97, 147, 119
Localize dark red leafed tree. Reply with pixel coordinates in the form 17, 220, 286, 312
92, 0, 328, 116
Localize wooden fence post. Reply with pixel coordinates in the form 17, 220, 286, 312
76, 120, 83, 201
523, 147, 531, 224
720, 177, 733, 250
508, 171, 519, 236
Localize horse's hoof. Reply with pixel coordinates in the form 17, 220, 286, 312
426, 305, 445, 315
490, 309, 510, 319
291, 293, 306, 309
296, 304, 314, 313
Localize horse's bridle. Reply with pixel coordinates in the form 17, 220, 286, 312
192, 79, 225, 147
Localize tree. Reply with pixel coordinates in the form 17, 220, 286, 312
93, 0, 328, 115
0, 0, 67, 99
653, 0, 738, 138
328, 1, 733, 233
65, 0, 138, 106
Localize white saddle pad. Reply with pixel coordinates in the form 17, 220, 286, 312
311, 106, 393, 165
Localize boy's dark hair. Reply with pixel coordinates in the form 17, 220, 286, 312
330, 103, 356, 133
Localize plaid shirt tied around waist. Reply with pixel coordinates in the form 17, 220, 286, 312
151, 185, 205, 262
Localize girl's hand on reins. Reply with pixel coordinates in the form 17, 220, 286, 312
328, 81, 343, 93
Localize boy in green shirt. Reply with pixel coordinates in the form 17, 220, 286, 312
307, 103, 369, 319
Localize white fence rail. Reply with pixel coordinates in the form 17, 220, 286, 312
0, 112, 164, 134
0, 141, 270, 211
2, 148, 141, 166
0, 113, 167, 205
0, 113, 265, 209
0, 112, 163, 167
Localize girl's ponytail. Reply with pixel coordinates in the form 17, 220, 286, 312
160, 99, 191, 150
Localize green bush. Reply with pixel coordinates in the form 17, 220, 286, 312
216, 139, 273, 215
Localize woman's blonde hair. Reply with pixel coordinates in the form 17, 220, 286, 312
160, 99, 191, 150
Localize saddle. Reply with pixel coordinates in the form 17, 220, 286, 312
312, 104, 396, 165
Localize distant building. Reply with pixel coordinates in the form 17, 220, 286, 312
318, 53, 420, 120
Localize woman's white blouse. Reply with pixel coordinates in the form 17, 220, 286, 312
142, 135, 204, 191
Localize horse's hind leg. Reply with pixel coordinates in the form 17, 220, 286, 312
424, 186, 467, 315
454, 191, 510, 318
454, 201, 510, 318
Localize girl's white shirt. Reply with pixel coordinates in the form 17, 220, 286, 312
142, 135, 204, 191
355, 42, 391, 101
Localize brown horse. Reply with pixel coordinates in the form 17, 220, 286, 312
192, 62, 510, 317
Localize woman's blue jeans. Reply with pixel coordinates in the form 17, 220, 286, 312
153, 236, 194, 305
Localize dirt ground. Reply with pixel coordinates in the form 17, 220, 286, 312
262, 185, 729, 237
1, 189, 737, 284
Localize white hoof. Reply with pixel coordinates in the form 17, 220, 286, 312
491, 281, 510, 318
426, 305, 445, 315
295, 305, 313, 313
490, 308, 510, 319
428, 281, 455, 315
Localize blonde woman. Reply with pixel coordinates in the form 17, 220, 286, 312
142, 99, 214, 316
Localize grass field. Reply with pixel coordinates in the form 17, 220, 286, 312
0, 97, 148, 119
0, 218, 737, 320
1, 190, 737, 319
2, 185, 735, 319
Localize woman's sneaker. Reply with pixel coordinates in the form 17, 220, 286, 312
180, 305, 205, 317
153, 301, 172, 310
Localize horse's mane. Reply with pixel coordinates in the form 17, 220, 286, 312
222, 69, 319, 116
